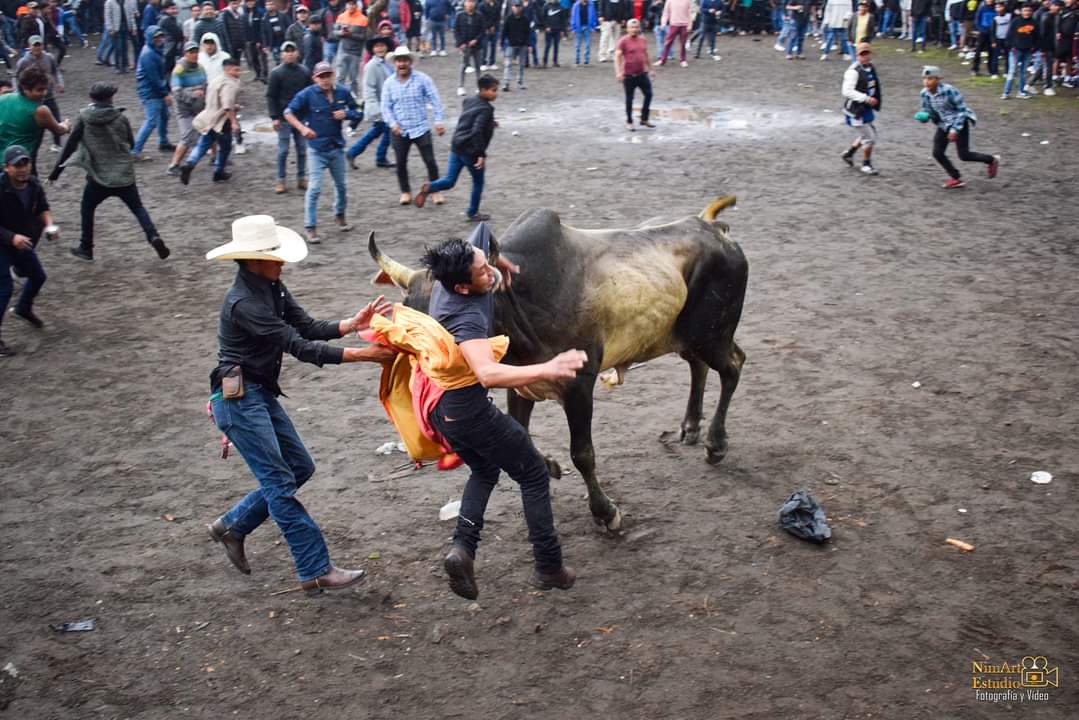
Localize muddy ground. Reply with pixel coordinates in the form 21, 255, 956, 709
1, 31, 1077, 720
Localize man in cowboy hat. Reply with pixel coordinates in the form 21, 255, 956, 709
380, 45, 445, 206
205, 214, 395, 593
283, 60, 362, 244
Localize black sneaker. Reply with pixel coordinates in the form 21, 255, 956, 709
444, 545, 478, 600
841, 148, 856, 167
70, 245, 94, 261
467, 212, 491, 222
348, 154, 359, 170
179, 163, 193, 185
158, 142, 176, 151
376, 160, 396, 168
150, 236, 170, 259
212, 171, 231, 183
0, 340, 14, 357
11, 307, 43, 329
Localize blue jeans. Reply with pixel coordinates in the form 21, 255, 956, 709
132, 96, 170, 154
785, 19, 806, 55
503, 46, 526, 86
655, 26, 667, 57
276, 124, 307, 180
574, 29, 592, 63
822, 26, 850, 56
1003, 48, 1032, 96
346, 120, 391, 164
772, 7, 786, 35
482, 31, 499, 65
324, 40, 338, 65
186, 120, 232, 172
305, 146, 347, 229
112, 31, 130, 69
430, 394, 562, 572
948, 19, 961, 45
0, 246, 46, 332
212, 384, 330, 582
430, 20, 447, 51
428, 150, 484, 217
63, 14, 86, 44
881, 9, 896, 36
96, 30, 112, 63
911, 16, 928, 47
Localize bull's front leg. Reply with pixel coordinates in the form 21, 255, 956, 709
561, 377, 622, 533
507, 390, 562, 479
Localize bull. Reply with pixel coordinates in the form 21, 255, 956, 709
369, 196, 748, 532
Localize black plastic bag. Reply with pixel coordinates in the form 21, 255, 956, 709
778, 490, 832, 544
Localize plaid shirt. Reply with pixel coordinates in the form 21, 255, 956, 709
381, 70, 445, 139
920, 82, 977, 133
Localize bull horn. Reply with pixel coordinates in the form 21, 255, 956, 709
699, 195, 737, 222
368, 231, 419, 289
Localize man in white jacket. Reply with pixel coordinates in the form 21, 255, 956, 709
840, 42, 882, 175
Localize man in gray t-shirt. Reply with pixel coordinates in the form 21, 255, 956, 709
421, 224, 586, 600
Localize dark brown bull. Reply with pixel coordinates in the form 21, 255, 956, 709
369, 196, 748, 532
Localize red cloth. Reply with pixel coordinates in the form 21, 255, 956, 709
617, 34, 648, 75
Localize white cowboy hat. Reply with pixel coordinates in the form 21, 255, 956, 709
206, 215, 308, 263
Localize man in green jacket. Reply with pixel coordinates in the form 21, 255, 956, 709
49, 82, 170, 261
0, 66, 70, 175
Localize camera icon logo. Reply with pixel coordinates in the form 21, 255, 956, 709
1021, 656, 1059, 688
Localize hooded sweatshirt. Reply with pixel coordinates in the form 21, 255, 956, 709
50, 103, 137, 187
198, 32, 231, 82
336, 4, 369, 55
136, 26, 170, 100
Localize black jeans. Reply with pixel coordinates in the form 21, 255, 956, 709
430, 391, 563, 573
0, 246, 46, 332
543, 30, 560, 65
932, 120, 993, 180
623, 73, 652, 124
79, 180, 159, 251
391, 132, 439, 194
44, 97, 63, 146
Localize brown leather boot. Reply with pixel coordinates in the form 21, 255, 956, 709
528, 565, 575, 591
300, 566, 367, 596
207, 518, 251, 575
274, 180, 286, 194
444, 545, 478, 600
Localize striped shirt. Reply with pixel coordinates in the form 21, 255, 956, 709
381, 70, 445, 139
919, 82, 976, 133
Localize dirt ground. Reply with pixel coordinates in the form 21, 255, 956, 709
1, 30, 1077, 720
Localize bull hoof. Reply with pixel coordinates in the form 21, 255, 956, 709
592, 505, 623, 533
544, 457, 562, 479
705, 447, 727, 465
680, 427, 701, 446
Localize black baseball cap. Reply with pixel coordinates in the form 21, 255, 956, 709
4, 145, 31, 165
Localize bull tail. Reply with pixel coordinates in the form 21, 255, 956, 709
699, 195, 737, 222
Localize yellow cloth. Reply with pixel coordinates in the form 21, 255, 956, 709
369, 304, 509, 390
370, 304, 509, 463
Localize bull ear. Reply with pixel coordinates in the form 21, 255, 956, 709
371, 269, 394, 285
368, 231, 419, 290
488, 233, 501, 266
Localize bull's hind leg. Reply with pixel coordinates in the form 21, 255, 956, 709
702, 341, 746, 464
561, 377, 622, 532
507, 391, 563, 479
679, 352, 709, 446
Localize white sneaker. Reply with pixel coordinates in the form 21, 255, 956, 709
465, 66, 475, 73
488, 64, 497, 70
457, 86, 466, 96
991, 74, 999, 79
480, 64, 488, 70
1043, 87, 1056, 96
773, 43, 784, 51
843, 54, 852, 60
679, 60, 688, 67
860, 163, 878, 176
653, 59, 664, 66
820, 54, 828, 61
713, 54, 721, 61
49, 144, 62, 153
234, 143, 247, 155
1000, 93, 1009, 99
948, 44, 957, 50
439, 50, 447, 56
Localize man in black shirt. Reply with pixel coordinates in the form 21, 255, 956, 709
421, 224, 586, 600
205, 214, 394, 594
266, 41, 311, 194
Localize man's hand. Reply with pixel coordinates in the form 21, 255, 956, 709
11, 234, 33, 252
391, 124, 402, 135
59, 119, 71, 133
344, 294, 394, 334
272, 118, 281, 130
301, 126, 317, 139
867, 97, 878, 107
494, 253, 518, 289
947, 129, 958, 142
58, 84, 65, 93
459, 43, 467, 50
542, 349, 588, 380
434, 122, 445, 136
474, 156, 485, 170
332, 109, 346, 120
164, 94, 173, 105
616, 72, 624, 81
193, 88, 205, 97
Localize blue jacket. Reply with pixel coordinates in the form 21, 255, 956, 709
699, 0, 723, 28
135, 26, 170, 100
570, 0, 598, 31
284, 83, 362, 151
974, 2, 994, 33
425, 0, 453, 21
140, 2, 160, 33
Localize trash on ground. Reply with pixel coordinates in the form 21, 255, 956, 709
1030, 471, 1052, 484
911, 381, 922, 388
946, 537, 975, 552
1039, 140, 1049, 145
1021, 132, 1031, 137
49, 618, 96, 632
957, 508, 968, 513
440, 499, 461, 521
375, 441, 405, 455
778, 490, 832, 544
2, 662, 18, 678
